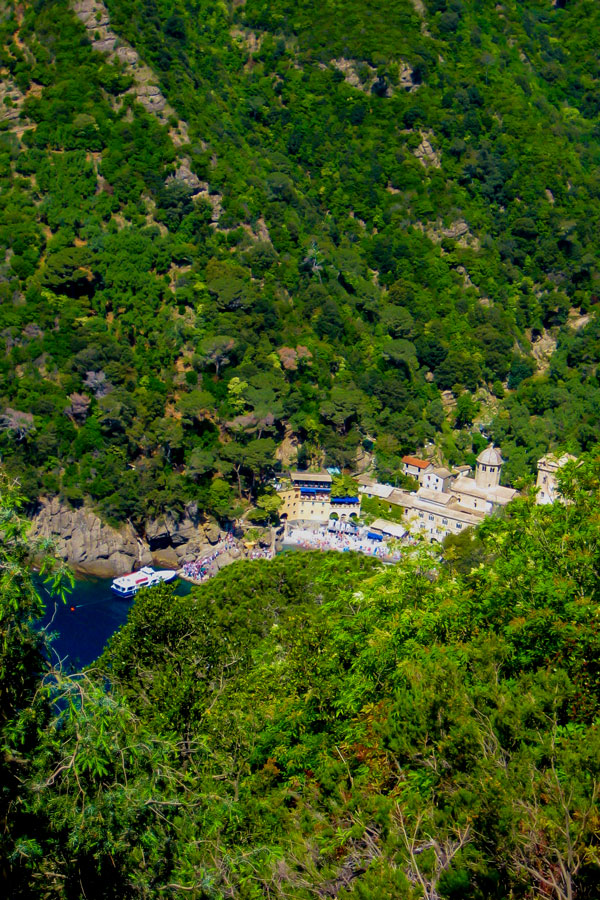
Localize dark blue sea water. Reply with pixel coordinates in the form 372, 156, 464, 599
37, 575, 193, 670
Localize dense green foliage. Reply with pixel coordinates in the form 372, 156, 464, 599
4, 458, 600, 897
0, 478, 72, 890
3, 4, 600, 895
1, 0, 600, 523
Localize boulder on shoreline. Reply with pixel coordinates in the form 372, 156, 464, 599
30, 497, 151, 578
29, 497, 277, 578
30, 498, 232, 577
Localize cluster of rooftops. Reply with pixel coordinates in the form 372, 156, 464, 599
279, 448, 576, 543
357, 447, 518, 540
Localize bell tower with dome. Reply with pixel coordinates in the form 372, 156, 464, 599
451, 444, 516, 514
475, 446, 503, 489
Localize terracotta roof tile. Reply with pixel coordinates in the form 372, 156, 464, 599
402, 455, 431, 469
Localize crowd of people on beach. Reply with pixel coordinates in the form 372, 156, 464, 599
247, 547, 275, 560
284, 525, 401, 561
182, 535, 275, 582
182, 534, 236, 582
181, 521, 402, 583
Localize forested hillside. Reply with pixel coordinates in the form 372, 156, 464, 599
1, 0, 600, 523
3, 455, 600, 897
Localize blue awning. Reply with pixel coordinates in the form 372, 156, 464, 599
367, 532, 384, 541
301, 488, 317, 495
331, 496, 359, 504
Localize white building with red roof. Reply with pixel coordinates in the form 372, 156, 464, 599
402, 455, 433, 483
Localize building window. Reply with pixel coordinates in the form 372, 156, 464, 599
419, 512, 424, 518
456, 523, 462, 529
428, 514, 434, 521
442, 518, 447, 525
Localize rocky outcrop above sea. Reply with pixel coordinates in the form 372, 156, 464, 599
144, 507, 223, 569
29, 498, 230, 577
30, 498, 150, 577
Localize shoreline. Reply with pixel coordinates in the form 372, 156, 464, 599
281, 524, 402, 563
176, 536, 276, 585
281, 539, 398, 562
60, 527, 401, 587
176, 534, 401, 587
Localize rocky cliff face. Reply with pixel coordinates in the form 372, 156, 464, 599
143, 505, 222, 569
30, 498, 227, 577
30, 498, 149, 577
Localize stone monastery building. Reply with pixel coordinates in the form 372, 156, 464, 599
361, 446, 518, 541
535, 453, 577, 505
278, 470, 362, 523
279, 447, 575, 543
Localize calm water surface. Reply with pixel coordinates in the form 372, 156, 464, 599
37, 575, 193, 669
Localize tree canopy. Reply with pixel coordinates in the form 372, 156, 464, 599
0, 0, 599, 521
3, 454, 600, 897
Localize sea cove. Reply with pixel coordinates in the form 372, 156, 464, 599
3, 0, 600, 893
37, 575, 193, 668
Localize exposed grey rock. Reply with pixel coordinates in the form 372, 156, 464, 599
94, 37, 118, 53
29, 495, 235, 577
215, 552, 234, 570
135, 83, 167, 113
115, 46, 139, 66
23, 323, 44, 340
398, 62, 416, 90
0, 103, 20, 123
73, 0, 110, 27
144, 518, 171, 550
167, 162, 203, 191
413, 131, 441, 168
0, 407, 35, 440
203, 521, 221, 544
84, 370, 112, 397
145, 509, 204, 551
71, 0, 177, 131
442, 221, 469, 239
1, 328, 17, 351
64, 392, 91, 423
151, 547, 180, 569
30, 497, 151, 577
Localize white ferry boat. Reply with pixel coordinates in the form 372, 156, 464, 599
111, 566, 177, 598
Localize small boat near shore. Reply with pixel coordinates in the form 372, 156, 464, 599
111, 567, 177, 598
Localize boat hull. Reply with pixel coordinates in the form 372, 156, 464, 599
111, 584, 140, 598
155, 570, 178, 583
111, 568, 178, 598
